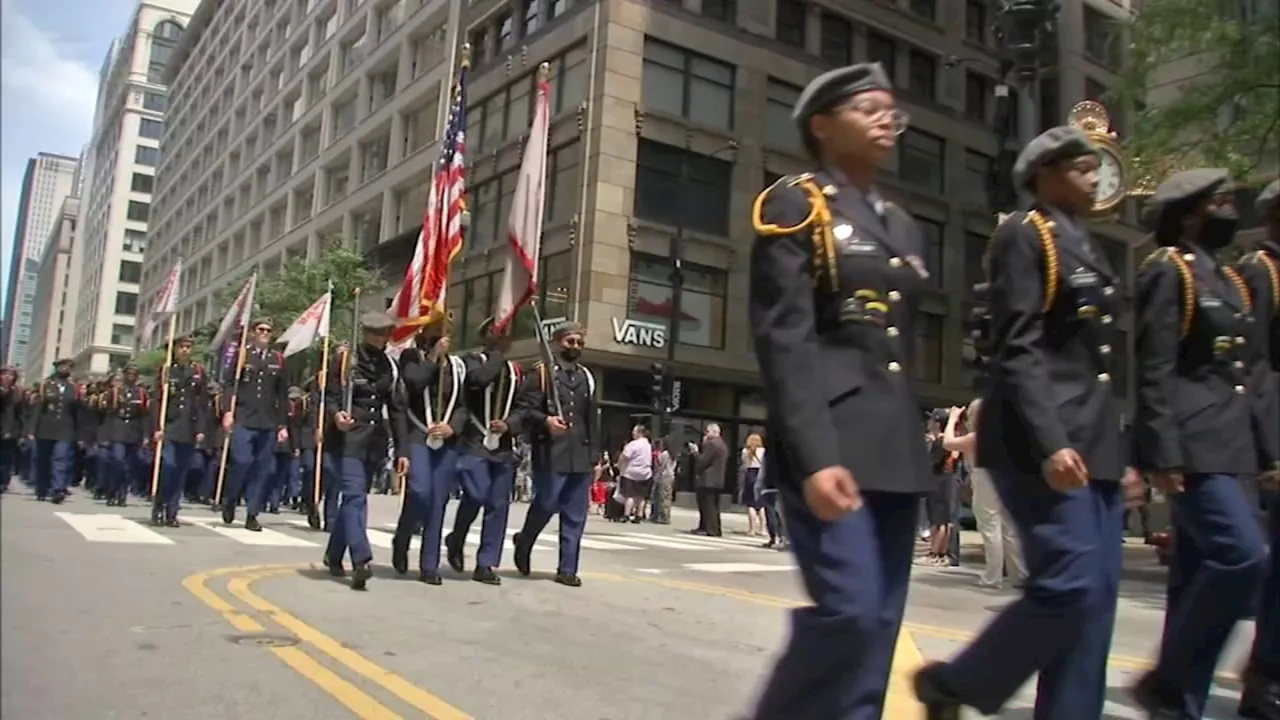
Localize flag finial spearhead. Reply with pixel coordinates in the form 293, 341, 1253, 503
537, 61, 550, 80
460, 43, 471, 69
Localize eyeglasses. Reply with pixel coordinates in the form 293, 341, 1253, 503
254, 326, 273, 333
838, 101, 911, 135
561, 338, 585, 348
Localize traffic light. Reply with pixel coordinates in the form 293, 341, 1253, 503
962, 282, 993, 388
649, 362, 667, 414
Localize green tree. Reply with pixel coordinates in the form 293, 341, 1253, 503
1114, 0, 1280, 184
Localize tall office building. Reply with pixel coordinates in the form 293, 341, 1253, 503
72, 0, 200, 375
27, 197, 84, 374
144, 0, 1144, 451
2, 153, 79, 370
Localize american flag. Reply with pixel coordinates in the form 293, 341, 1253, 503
390, 57, 470, 344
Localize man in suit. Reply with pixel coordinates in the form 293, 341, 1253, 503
1237, 178, 1280, 719
747, 63, 937, 719
1127, 169, 1270, 719
914, 127, 1135, 718
689, 424, 727, 537
512, 320, 598, 588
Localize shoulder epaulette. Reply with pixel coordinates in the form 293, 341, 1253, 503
1240, 250, 1280, 312
1022, 210, 1060, 313
751, 173, 837, 292
1140, 247, 1197, 338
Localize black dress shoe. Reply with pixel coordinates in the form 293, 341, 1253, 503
418, 571, 442, 586
1130, 671, 1182, 719
322, 555, 346, 577
391, 536, 409, 576
150, 506, 165, 526
244, 515, 262, 532
554, 572, 581, 587
165, 517, 180, 528
913, 663, 963, 720
350, 563, 373, 591
105, 497, 116, 507
307, 510, 321, 530
444, 532, 465, 573
1240, 668, 1280, 720
472, 566, 500, 585
50, 492, 65, 505
221, 504, 235, 525
513, 532, 532, 576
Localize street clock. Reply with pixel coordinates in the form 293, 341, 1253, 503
1068, 101, 1129, 217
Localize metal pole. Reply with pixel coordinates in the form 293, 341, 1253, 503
1016, 78, 1038, 147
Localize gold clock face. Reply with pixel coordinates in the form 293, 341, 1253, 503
1092, 144, 1127, 213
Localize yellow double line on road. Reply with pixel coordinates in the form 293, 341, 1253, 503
183, 565, 472, 720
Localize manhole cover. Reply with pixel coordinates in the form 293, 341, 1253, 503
228, 633, 300, 648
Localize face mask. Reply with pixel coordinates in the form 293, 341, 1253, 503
1200, 208, 1238, 251
559, 347, 581, 362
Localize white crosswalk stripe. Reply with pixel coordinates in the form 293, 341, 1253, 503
50, 510, 785, 554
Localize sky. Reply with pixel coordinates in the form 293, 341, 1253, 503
0, 0, 135, 313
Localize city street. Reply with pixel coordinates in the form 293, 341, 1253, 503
0, 486, 1252, 719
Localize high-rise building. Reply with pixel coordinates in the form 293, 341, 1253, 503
2, 153, 79, 370
71, 0, 200, 375
27, 197, 84, 375
145, 0, 1146, 451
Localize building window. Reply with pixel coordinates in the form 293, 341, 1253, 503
965, 0, 988, 44
775, 0, 806, 48
907, 49, 937, 102
497, 11, 515, 51
547, 142, 581, 224
964, 72, 989, 122
1039, 76, 1060, 133
130, 173, 154, 194
521, 0, 542, 37
628, 252, 727, 349
964, 231, 988, 289
702, 0, 735, 22
1083, 5, 1120, 67
867, 32, 896, 81
900, 129, 945, 194
640, 39, 735, 130
123, 230, 148, 253
538, 251, 573, 322
114, 292, 139, 316
126, 201, 150, 222
111, 324, 135, 347
118, 261, 143, 284
550, 0, 573, 19
765, 79, 802, 150
909, 0, 936, 21
154, 20, 183, 40
914, 216, 944, 288
819, 12, 852, 66
1085, 77, 1109, 103
142, 92, 168, 112
468, 27, 489, 62
915, 312, 943, 383
634, 138, 733, 236
962, 150, 993, 209
135, 145, 160, 166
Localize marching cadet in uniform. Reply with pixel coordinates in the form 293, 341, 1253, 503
265, 386, 304, 513
324, 312, 409, 591
198, 381, 225, 506
1127, 169, 1270, 719
744, 62, 933, 719
101, 366, 150, 507
914, 127, 1132, 719
26, 358, 86, 503
152, 336, 209, 527
1236, 178, 1280, 720
445, 317, 524, 585
0, 367, 20, 493
220, 319, 289, 531
393, 319, 468, 584
298, 374, 333, 530
512, 320, 599, 588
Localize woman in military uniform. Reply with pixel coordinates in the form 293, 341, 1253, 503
745, 62, 934, 719
1128, 169, 1270, 719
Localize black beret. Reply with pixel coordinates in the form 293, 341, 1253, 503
1149, 168, 1231, 207
251, 318, 274, 329
552, 320, 584, 340
360, 311, 395, 331
175, 335, 195, 345
792, 63, 894, 133
1013, 126, 1098, 189
1256, 179, 1279, 217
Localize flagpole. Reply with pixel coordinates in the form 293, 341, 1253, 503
213, 311, 253, 508
311, 284, 332, 523
149, 313, 178, 499
343, 288, 361, 414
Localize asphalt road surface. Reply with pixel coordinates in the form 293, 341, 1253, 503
1, 485, 1252, 719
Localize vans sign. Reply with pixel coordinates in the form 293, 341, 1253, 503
611, 317, 667, 348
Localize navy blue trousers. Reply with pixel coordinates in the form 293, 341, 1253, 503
453, 454, 515, 569
158, 442, 197, 516
1154, 473, 1267, 717
299, 448, 339, 526
935, 474, 1124, 718
520, 471, 591, 576
0, 438, 15, 489
34, 439, 75, 499
324, 452, 377, 567
1251, 493, 1280, 677
107, 442, 144, 503
223, 428, 277, 515
751, 491, 917, 720
393, 444, 459, 573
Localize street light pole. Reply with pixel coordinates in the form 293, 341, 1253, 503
660, 137, 737, 434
